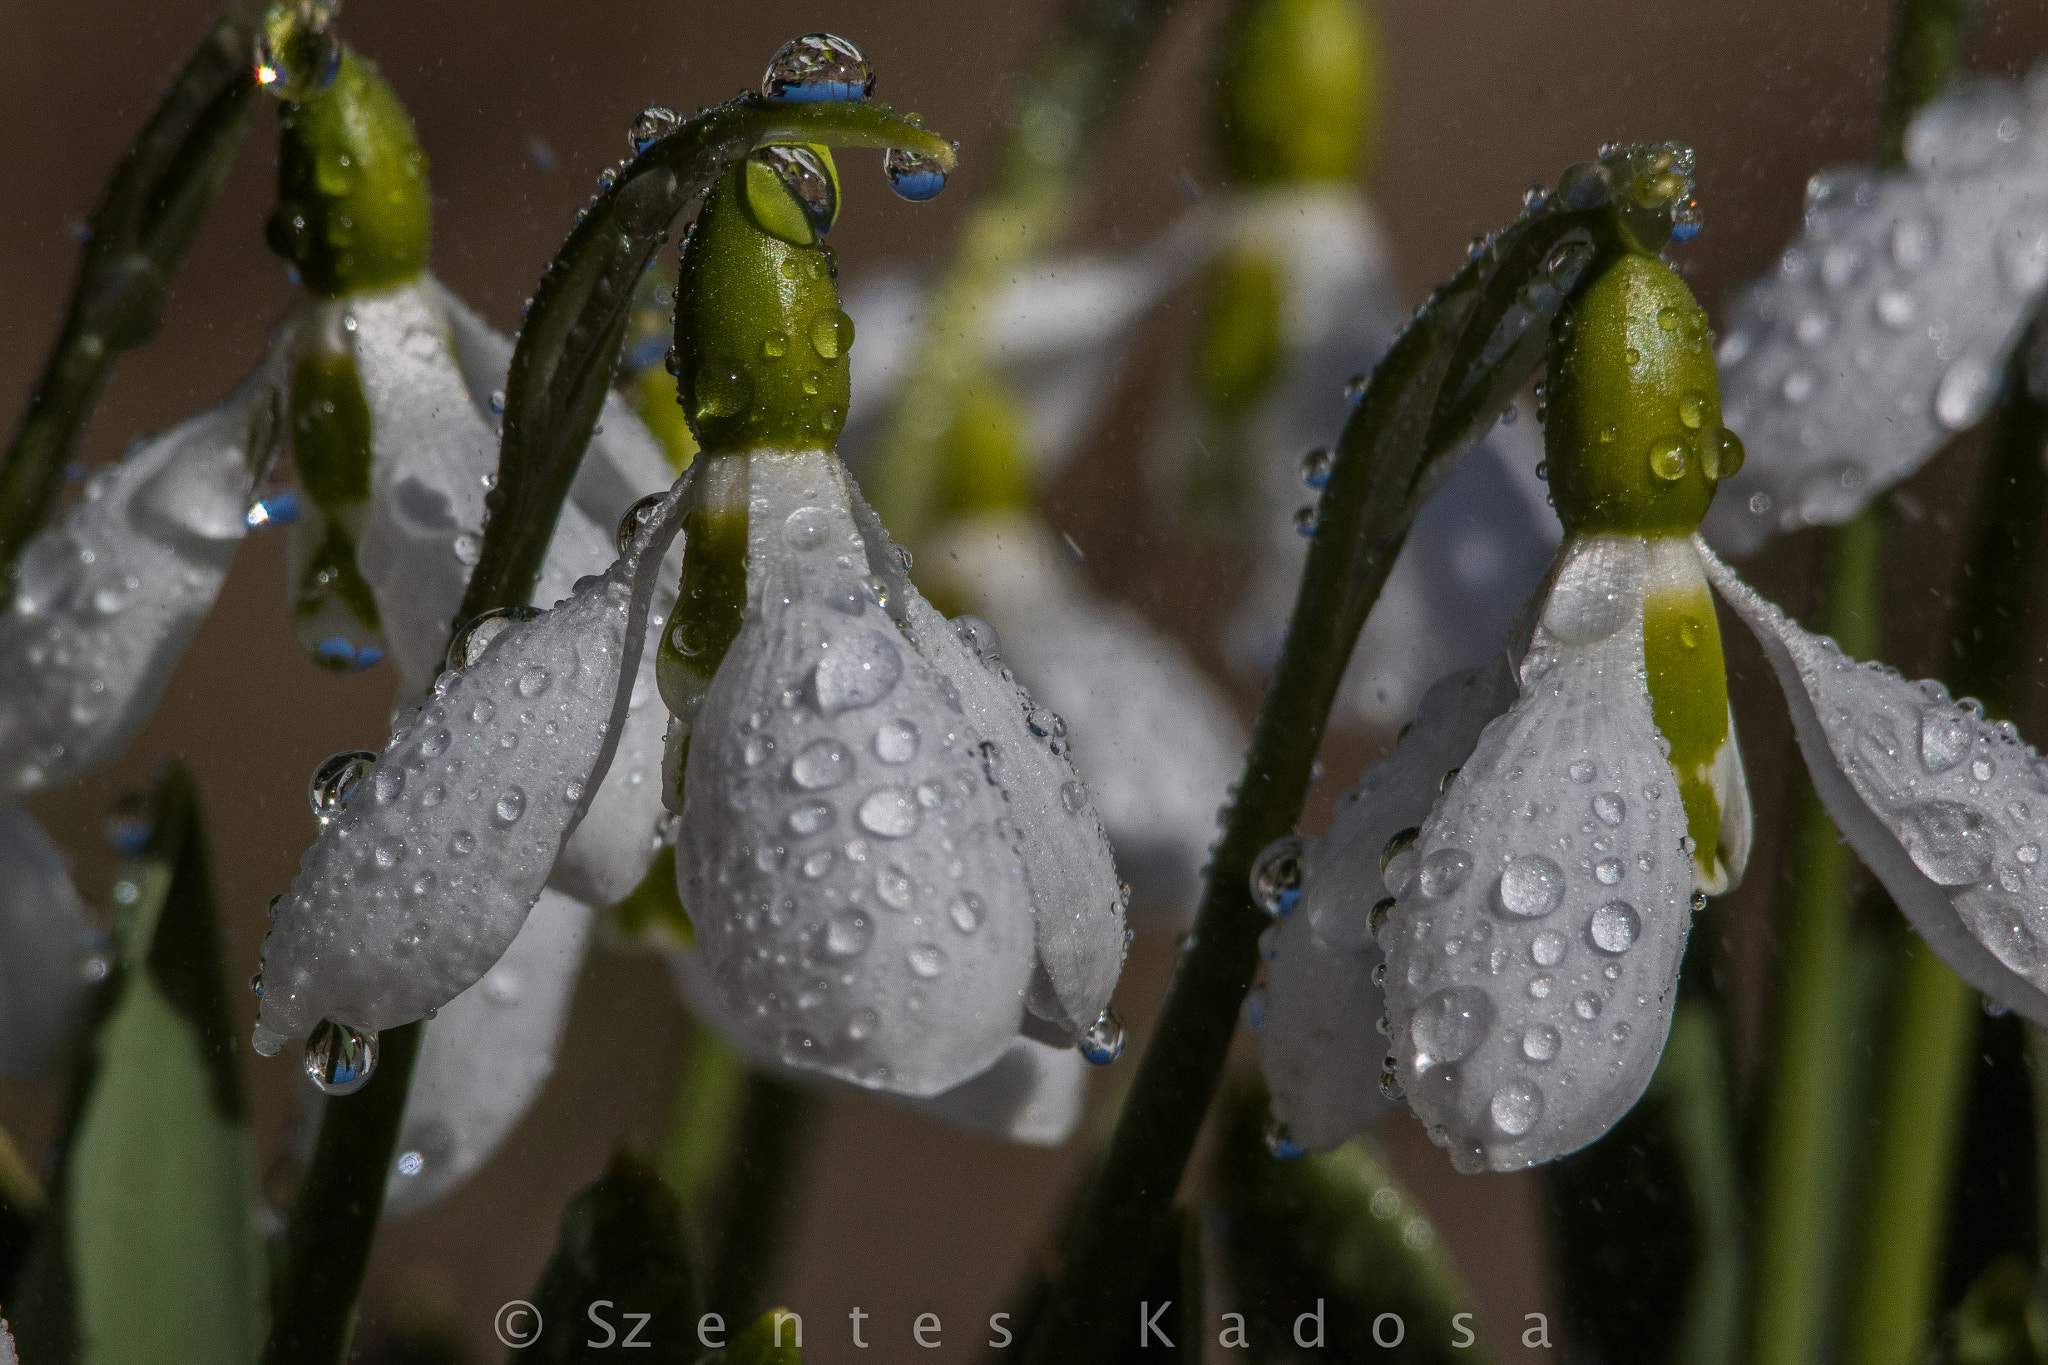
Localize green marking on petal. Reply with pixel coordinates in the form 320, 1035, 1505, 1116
657, 455, 750, 722
1642, 539, 1731, 886
288, 348, 372, 508
934, 374, 1037, 525
1193, 244, 1285, 419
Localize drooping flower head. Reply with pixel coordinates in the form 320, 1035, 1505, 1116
1264, 158, 2048, 1171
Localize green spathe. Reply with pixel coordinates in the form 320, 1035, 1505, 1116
1544, 251, 1727, 536
674, 168, 853, 453
1213, 0, 1379, 185
269, 51, 431, 296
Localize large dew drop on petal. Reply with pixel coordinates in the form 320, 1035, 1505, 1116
0, 375, 275, 795
253, 475, 688, 1049
666, 948, 1083, 1144
1706, 74, 2048, 554
380, 890, 593, 1216
1699, 538, 2048, 1021
849, 485, 1128, 1042
1384, 534, 1697, 1173
926, 512, 1244, 912
1260, 657, 1517, 1153
0, 807, 100, 1082
675, 450, 1037, 1098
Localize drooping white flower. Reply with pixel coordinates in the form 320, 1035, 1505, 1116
1706, 69, 2048, 554
0, 807, 100, 1084
669, 448, 1126, 1097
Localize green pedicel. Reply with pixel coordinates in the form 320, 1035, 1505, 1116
269, 51, 430, 297
1212, 0, 1379, 186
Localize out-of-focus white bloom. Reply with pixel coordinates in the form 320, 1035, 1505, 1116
0, 807, 100, 1083
926, 511, 1245, 911
1707, 70, 2048, 554
669, 448, 1126, 1097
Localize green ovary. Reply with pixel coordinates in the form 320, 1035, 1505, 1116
1642, 573, 1730, 885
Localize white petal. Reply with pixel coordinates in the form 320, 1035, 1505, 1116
1385, 535, 1696, 1172
254, 475, 688, 1050
1261, 657, 1518, 1153
849, 486, 1128, 1037
0, 375, 273, 794
434, 280, 675, 531
1705, 76, 2048, 554
926, 513, 1243, 912
0, 806, 98, 1083
676, 450, 1035, 1097
348, 282, 497, 696
667, 948, 1081, 1144
380, 889, 592, 1217
1698, 538, 2048, 1021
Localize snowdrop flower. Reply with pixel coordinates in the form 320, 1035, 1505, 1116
0, 809, 100, 1083
254, 113, 1126, 1151
1150, 0, 1560, 726
1707, 68, 2048, 554
1264, 233, 2048, 1174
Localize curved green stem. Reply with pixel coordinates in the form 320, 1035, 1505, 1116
865, 0, 1177, 545
0, 4, 261, 579
1018, 150, 1692, 1363
455, 97, 953, 625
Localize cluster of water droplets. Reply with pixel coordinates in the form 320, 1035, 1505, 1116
1705, 70, 2048, 554
253, 0, 341, 102
756, 33, 949, 202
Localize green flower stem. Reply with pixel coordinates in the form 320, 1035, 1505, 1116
260, 1020, 424, 1365
1749, 508, 1887, 1365
864, 0, 1177, 545
0, 4, 261, 580
703, 1075, 813, 1326
454, 97, 953, 627
1876, 0, 1976, 167
659, 1023, 749, 1234
1018, 149, 1692, 1363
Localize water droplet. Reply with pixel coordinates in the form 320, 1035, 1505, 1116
1411, 987, 1493, 1068
873, 718, 919, 764
447, 605, 543, 673
1080, 1008, 1125, 1065
304, 1017, 377, 1096
1648, 438, 1687, 481
1574, 993, 1603, 1020
789, 801, 833, 836
1251, 836, 1306, 916
629, 105, 683, 155
1875, 288, 1918, 329
1264, 1118, 1305, 1160
790, 737, 854, 790
693, 358, 754, 422
309, 750, 377, 822
1292, 506, 1318, 537
1418, 849, 1473, 899
883, 146, 948, 201
1059, 781, 1086, 815
1891, 216, 1937, 270
1568, 759, 1596, 783
451, 532, 482, 567
1594, 858, 1624, 886
824, 910, 871, 958
1678, 392, 1706, 428
517, 668, 551, 699
814, 633, 902, 713
1897, 800, 1993, 885
253, 0, 340, 101
783, 506, 830, 550
907, 942, 946, 978
617, 492, 666, 553
948, 893, 982, 933
1343, 374, 1368, 404
809, 308, 855, 360
1497, 855, 1566, 918
761, 32, 874, 101
1590, 900, 1640, 953
857, 788, 919, 838
494, 787, 527, 826
1592, 792, 1626, 826
1531, 930, 1568, 966
1490, 1079, 1544, 1136
1299, 447, 1334, 489
1935, 354, 1996, 431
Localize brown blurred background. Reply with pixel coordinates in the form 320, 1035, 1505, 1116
9, 0, 2048, 1359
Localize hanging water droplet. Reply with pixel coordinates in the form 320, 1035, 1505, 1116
1934, 353, 1997, 431
761, 33, 875, 101
106, 793, 152, 854
748, 146, 838, 241
1292, 506, 1318, 537
1705, 429, 1744, 480
883, 146, 948, 201
1299, 447, 1334, 489
1264, 1118, 1306, 1160
1250, 836, 1305, 916
1343, 374, 1368, 405
309, 750, 377, 822
244, 492, 300, 529
253, 0, 341, 101
303, 1017, 378, 1095
809, 307, 855, 360
1079, 1008, 1125, 1065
